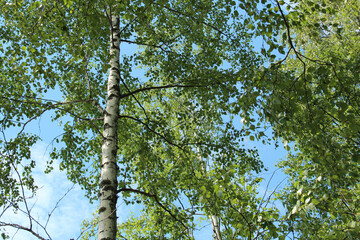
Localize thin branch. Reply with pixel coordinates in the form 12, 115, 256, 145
0, 204, 12, 219
117, 188, 189, 231
1, 96, 104, 138
29, 0, 59, 36
119, 115, 183, 150
119, 83, 204, 99
257, 168, 280, 213
1, 130, 33, 231
0, 222, 48, 240
228, 202, 253, 240
3, 199, 53, 240
45, 184, 75, 228
276, 0, 315, 120
274, 0, 360, 147
118, 38, 171, 52
275, 0, 307, 75
17, 109, 48, 136
262, 176, 288, 210
123, 0, 174, 53
0, 96, 104, 114
119, 75, 150, 122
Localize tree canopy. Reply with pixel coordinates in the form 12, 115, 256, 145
0, 0, 359, 239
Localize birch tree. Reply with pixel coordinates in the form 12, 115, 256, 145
0, 0, 287, 239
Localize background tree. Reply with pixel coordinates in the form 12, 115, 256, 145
239, 0, 360, 239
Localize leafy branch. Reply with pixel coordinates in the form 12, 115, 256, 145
117, 188, 190, 233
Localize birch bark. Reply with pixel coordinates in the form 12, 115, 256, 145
196, 147, 222, 240
98, 14, 120, 240
210, 215, 222, 240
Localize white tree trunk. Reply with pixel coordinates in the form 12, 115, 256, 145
210, 215, 222, 240
98, 14, 120, 240
196, 146, 222, 240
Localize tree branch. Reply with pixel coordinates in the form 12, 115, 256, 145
0, 222, 48, 240
119, 83, 204, 99
119, 115, 183, 150
117, 188, 189, 230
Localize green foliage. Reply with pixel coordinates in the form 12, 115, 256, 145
0, 133, 39, 208
0, 232, 9, 240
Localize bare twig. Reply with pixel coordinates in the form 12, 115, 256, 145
45, 184, 75, 228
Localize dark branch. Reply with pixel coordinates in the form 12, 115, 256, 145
0, 222, 48, 240
117, 188, 188, 230
119, 75, 150, 121
119, 83, 204, 99
119, 115, 184, 150
119, 38, 171, 52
